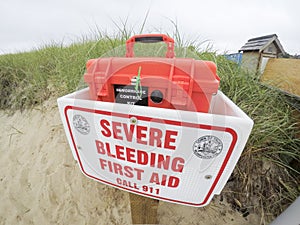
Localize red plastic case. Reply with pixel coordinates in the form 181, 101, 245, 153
84, 34, 220, 113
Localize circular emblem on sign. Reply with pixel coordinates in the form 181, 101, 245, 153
73, 114, 90, 135
193, 135, 223, 159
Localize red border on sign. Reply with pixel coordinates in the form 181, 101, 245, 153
64, 105, 238, 206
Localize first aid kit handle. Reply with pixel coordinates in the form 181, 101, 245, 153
126, 34, 175, 58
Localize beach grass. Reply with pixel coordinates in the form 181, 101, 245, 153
0, 31, 299, 223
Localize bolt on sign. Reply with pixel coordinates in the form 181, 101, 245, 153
57, 34, 253, 206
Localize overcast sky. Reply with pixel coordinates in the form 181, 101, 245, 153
1, 0, 299, 55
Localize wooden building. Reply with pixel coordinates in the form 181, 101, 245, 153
239, 34, 285, 74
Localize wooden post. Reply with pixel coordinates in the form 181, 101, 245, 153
129, 193, 159, 224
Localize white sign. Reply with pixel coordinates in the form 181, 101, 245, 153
58, 88, 253, 207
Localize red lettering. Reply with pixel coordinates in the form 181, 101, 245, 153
134, 168, 144, 180
107, 160, 113, 172
171, 157, 185, 172
100, 159, 144, 180
157, 154, 170, 170
161, 174, 167, 186
95, 140, 105, 154
136, 126, 147, 145
100, 119, 178, 151
99, 158, 113, 172
150, 153, 156, 167
96, 142, 185, 173
115, 145, 125, 160
124, 166, 134, 178
123, 124, 135, 142
164, 130, 178, 150
105, 142, 115, 158
99, 158, 107, 170
149, 128, 162, 147
112, 122, 122, 140
137, 150, 148, 165
100, 119, 111, 137
113, 162, 123, 175
168, 176, 179, 188
126, 147, 136, 163
149, 172, 180, 188
116, 177, 122, 185
149, 172, 160, 184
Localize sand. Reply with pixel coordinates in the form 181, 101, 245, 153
0, 99, 260, 225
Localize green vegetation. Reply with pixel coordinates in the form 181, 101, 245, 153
0, 33, 299, 223
210, 55, 300, 221
0, 36, 126, 110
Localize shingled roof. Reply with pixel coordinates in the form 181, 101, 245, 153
239, 34, 285, 53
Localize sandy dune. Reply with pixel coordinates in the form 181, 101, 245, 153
0, 99, 260, 224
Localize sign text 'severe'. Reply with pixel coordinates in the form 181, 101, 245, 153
99, 119, 178, 150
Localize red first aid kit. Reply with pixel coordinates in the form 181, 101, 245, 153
84, 34, 220, 112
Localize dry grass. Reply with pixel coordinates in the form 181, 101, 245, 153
261, 58, 300, 96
